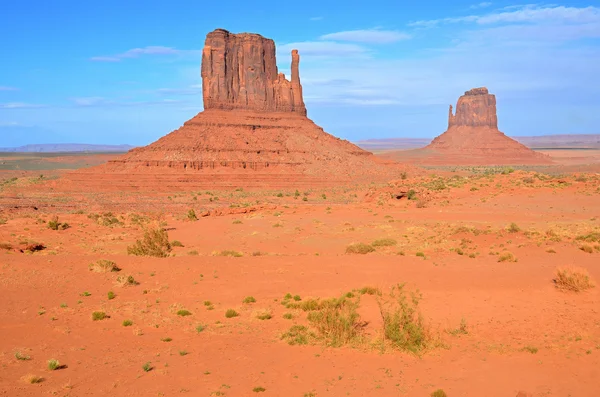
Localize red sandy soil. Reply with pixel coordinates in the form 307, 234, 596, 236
1, 168, 600, 396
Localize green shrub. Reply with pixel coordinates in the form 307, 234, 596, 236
253, 386, 266, 393
243, 296, 256, 304
107, 291, 115, 300
48, 216, 69, 230
127, 227, 171, 257
507, 222, 521, 233
187, 209, 198, 221
142, 362, 152, 372
554, 267, 595, 292
122, 319, 133, 327
176, 309, 192, 317
47, 359, 60, 371
89, 259, 119, 273
92, 311, 107, 321
431, 390, 447, 397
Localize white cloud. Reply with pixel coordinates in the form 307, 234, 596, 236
470, 2, 492, 9
410, 5, 600, 27
0, 86, 18, 91
69, 97, 186, 107
320, 29, 411, 44
0, 102, 46, 109
91, 46, 198, 62
278, 41, 368, 57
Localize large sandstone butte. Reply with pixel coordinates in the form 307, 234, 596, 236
67, 29, 400, 190
382, 88, 551, 165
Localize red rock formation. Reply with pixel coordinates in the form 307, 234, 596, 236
422, 87, 552, 165
201, 29, 306, 115
448, 87, 498, 128
66, 29, 401, 189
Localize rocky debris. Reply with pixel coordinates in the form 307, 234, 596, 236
448, 86, 498, 128
202, 29, 306, 115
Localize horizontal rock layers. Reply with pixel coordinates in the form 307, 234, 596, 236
66, 29, 402, 189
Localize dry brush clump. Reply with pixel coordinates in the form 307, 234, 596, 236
281, 285, 438, 354
127, 226, 172, 257
89, 259, 120, 273
554, 267, 595, 292
345, 243, 375, 254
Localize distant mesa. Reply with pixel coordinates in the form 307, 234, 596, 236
66, 29, 401, 189
381, 87, 552, 165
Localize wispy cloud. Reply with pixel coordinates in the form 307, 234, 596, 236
0, 86, 18, 91
0, 102, 46, 109
156, 85, 202, 96
410, 5, 600, 27
278, 41, 368, 57
310, 16, 323, 21
320, 29, 411, 44
470, 2, 492, 9
90, 46, 198, 62
69, 97, 185, 107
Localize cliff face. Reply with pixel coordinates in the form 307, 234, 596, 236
201, 29, 306, 115
448, 87, 498, 129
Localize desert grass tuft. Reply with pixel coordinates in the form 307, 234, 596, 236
92, 311, 107, 321
89, 259, 120, 273
176, 309, 192, 317
431, 390, 447, 397
22, 374, 43, 384
372, 238, 397, 247
243, 296, 256, 304
127, 227, 171, 257
345, 243, 375, 254
225, 309, 239, 318
47, 359, 60, 371
554, 267, 595, 292
497, 252, 516, 262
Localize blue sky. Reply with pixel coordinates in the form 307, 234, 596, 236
1, 1, 599, 146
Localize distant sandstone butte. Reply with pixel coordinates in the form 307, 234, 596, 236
447, 87, 498, 129
424, 87, 552, 165
202, 29, 306, 115
66, 29, 402, 190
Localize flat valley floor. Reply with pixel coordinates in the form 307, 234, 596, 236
1, 152, 600, 396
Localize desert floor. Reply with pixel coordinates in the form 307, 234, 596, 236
1, 153, 600, 397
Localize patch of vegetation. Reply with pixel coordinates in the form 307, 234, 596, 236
122, 319, 133, 327
187, 209, 198, 221
580, 244, 594, 254
176, 309, 192, 317
89, 259, 120, 273
416, 252, 425, 258
253, 387, 266, 393
232, 219, 243, 224
47, 216, 69, 230
345, 243, 375, 254
407, 189, 417, 200
431, 390, 447, 397
127, 227, 172, 257
377, 284, 434, 354
15, 351, 31, 361
117, 275, 138, 287
243, 296, 256, 304
497, 252, 516, 262
92, 311, 107, 321
554, 267, 595, 292
372, 238, 397, 247
142, 362, 153, 372
47, 359, 60, 371
359, 286, 380, 296
196, 324, 205, 333
0, 242, 13, 250
161, 337, 172, 342
179, 350, 189, 356
576, 232, 600, 243
281, 325, 312, 345
283, 313, 293, 320
89, 212, 122, 227
215, 250, 243, 257
23, 374, 43, 384
507, 222, 521, 233
188, 250, 199, 256
107, 291, 115, 300
171, 240, 184, 247
521, 345, 538, 354
256, 310, 272, 320
225, 309, 239, 318
306, 297, 362, 347
448, 318, 468, 336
